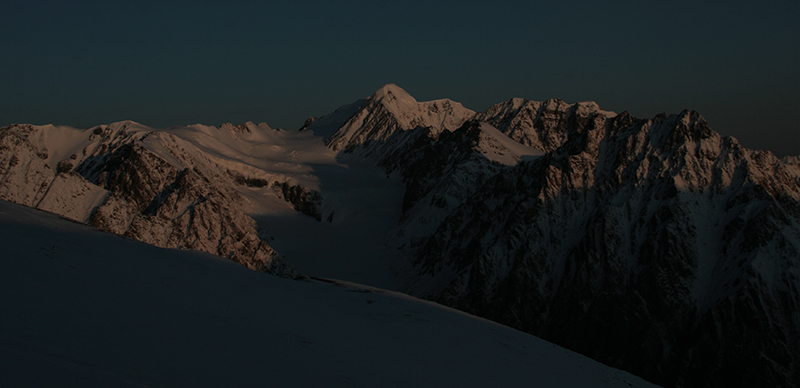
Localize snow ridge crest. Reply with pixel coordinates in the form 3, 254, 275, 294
325, 84, 475, 151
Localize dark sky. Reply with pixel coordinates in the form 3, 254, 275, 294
2, 0, 798, 156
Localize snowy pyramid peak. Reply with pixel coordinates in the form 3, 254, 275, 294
370, 83, 418, 107
325, 84, 475, 151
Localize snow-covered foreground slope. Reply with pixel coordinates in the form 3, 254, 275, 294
0, 200, 657, 388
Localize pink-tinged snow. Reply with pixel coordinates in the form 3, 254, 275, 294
376, 83, 475, 131
0, 200, 658, 388
141, 121, 339, 191
36, 172, 108, 223
326, 84, 476, 150
171, 123, 337, 173
477, 122, 545, 165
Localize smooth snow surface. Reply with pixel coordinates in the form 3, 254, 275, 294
253, 160, 406, 290
477, 122, 545, 165
0, 200, 658, 388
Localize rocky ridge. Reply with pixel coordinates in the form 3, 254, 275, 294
316, 87, 799, 387
409, 110, 799, 387
325, 83, 475, 152
0, 122, 299, 276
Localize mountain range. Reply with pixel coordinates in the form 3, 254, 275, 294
2, 83, 798, 387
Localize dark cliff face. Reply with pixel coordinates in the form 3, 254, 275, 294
475, 98, 607, 153
271, 181, 324, 221
379, 121, 504, 215
322, 93, 799, 386
399, 110, 800, 387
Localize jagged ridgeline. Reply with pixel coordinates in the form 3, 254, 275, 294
2, 84, 799, 388
0, 121, 313, 277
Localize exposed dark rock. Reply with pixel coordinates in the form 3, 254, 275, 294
272, 181, 324, 221
298, 117, 317, 132
400, 109, 800, 387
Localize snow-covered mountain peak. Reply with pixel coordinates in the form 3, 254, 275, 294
367, 83, 475, 128
325, 84, 475, 151
371, 83, 418, 107
102, 120, 153, 134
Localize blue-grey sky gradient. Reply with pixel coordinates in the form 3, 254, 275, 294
2, 0, 798, 156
